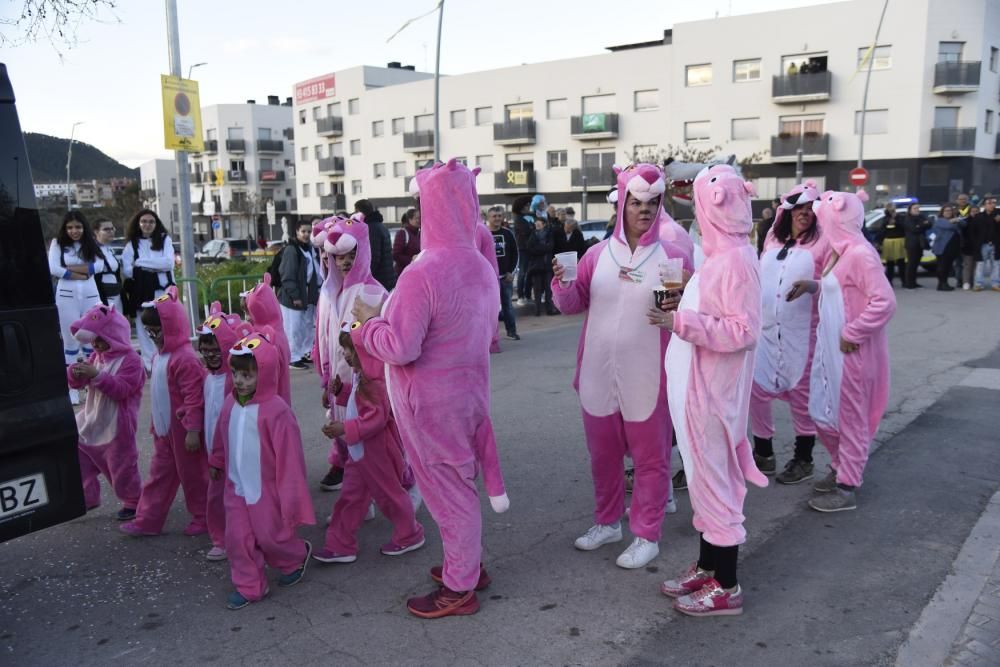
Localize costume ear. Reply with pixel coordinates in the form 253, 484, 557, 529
804, 179, 817, 188
262, 272, 272, 287
855, 189, 870, 203
743, 180, 757, 197
612, 164, 623, 175
832, 194, 847, 212
471, 166, 482, 177
166, 285, 179, 300
446, 157, 458, 171
210, 300, 222, 315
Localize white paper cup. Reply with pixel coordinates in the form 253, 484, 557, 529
555, 252, 578, 281
359, 284, 384, 307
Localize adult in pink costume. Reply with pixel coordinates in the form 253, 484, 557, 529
243, 273, 291, 405
551, 163, 693, 569
475, 222, 503, 354
197, 302, 253, 556
749, 181, 831, 484
120, 287, 209, 536
208, 328, 314, 605
659, 164, 765, 617
69, 303, 145, 517
807, 189, 896, 512
354, 159, 508, 619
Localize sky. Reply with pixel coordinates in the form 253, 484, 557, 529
2, 0, 834, 168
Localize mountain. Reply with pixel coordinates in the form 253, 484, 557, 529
22, 132, 138, 184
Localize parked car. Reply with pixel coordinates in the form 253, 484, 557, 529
863, 200, 940, 273
578, 219, 611, 243
196, 238, 256, 262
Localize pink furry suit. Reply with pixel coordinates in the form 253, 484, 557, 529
809, 190, 896, 487
358, 159, 509, 593
664, 164, 767, 548
321, 325, 424, 556
243, 273, 291, 405
197, 302, 253, 551
551, 163, 693, 543
124, 287, 208, 535
208, 328, 315, 601
68, 304, 145, 512
475, 223, 503, 354
750, 181, 831, 440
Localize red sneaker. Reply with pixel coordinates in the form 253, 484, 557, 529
407, 586, 480, 619
673, 579, 744, 617
660, 562, 714, 598
183, 521, 208, 537
118, 521, 159, 537
429, 564, 491, 591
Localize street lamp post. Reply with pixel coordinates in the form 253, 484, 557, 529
66, 121, 84, 209
187, 62, 207, 80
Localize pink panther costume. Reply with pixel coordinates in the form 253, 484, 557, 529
243, 273, 291, 405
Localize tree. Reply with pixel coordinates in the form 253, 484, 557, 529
232, 191, 261, 242
1, 1, 119, 56
110, 181, 140, 226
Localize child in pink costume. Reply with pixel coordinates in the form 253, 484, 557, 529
243, 273, 291, 405
197, 302, 253, 560
807, 189, 896, 513
68, 304, 145, 520
354, 159, 509, 620
658, 164, 766, 617
208, 328, 314, 610
313, 325, 425, 563
120, 287, 209, 537
551, 163, 693, 570
749, 181, 831, 483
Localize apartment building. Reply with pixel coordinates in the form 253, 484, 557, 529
139, 159, 180, 234
292, 0, 1000, 221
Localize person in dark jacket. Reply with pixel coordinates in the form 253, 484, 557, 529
354, 199, 396, 290
931, 203, 962, 291
392, 207, 421, 275
487, 205, 520, 340
562, 215, 587, 258
901, 202, 931, 289
959, 205, 980, 290
525, 217, 557, 316
880, 204, 907, 286
972, 197, 1000, 291
511, 195, 535, 303
756, 207, 775, 256
279, 220, 321, 368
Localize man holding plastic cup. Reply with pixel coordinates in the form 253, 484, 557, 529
551, 163, 693, 570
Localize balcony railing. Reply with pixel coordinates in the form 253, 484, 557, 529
318, 157, 345, 174
571, 166, 616, 189
259, 170, 286, 182
771, 70, 832, 103
320, 194, 347, 212
273, 200, 288, 212
770, 133, 830, 161
933, 61, 981, 93
256, 139, 284, 153
403, 131, 435, 152
316, 116, 343, 136
228, 169, 248, 183
493, 119, 536, 145
494, 170, 536, 190
570, 113, 620, 140
930, 127, 976, 153
203, 139, 218, 153
225, 139, 246, 152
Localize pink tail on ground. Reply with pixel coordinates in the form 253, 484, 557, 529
474, 420, 509, 512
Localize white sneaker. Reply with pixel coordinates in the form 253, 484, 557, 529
69, 388, 80, 406
574, 523, 622, 551
206, 546, 227, 561
408, 484, 423, 512
364, 502, 376, 522
666, 497, 678, 514
616, 537, 659, 569
517, 298, 528, 306
963, 283, 972, 291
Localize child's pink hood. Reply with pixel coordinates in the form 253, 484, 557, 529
198, 300, 252, 368
71, 303, 132, 359
244, 273, 282, 330
150, 286, 191, 354
312, 213, 379, 292
228, 326, 281, 404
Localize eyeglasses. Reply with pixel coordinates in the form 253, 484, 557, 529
776, 237, 796, 261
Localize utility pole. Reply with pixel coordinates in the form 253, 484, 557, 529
858, 0, 890, 168
433, 0, 444, 162
581, 173, 588, 220
165, 0, 199, 318
66, 121, 84, 209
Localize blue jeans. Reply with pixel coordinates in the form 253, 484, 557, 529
976, 243, 999, 288
499, 277, 517, 335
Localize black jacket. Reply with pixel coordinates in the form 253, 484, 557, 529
524, 226, 554, 275
564, 228, 587, 258
366, 211, 397, 290
970, 210, 1000, 249
491, 226, 519, 276
901, 214, 931, 249
278, 242, 320, 309
882, 212, 905, 240
514, 214, 535, 252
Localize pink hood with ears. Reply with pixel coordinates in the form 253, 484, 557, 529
769, 180, 822, 245
228, 326, 281, 404
151, 286, 191, 354
71, 303, 133, 359
693, 164, 756, 256
198, 300, 253, 369
315, 213, 379, 293
611, 163, 668, 247
812, 189, 869, 256
411, 158, 482, 251
244, 273, 282, 329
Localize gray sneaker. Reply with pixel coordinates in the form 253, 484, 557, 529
808, 489, 856, 513
754, 453, 776, 476
776, 459, 814, 485
812, 469, 837, 494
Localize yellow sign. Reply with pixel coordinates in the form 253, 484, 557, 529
506, 170, 528, 186
214, 168, 225, 185
161, 75, 204, 152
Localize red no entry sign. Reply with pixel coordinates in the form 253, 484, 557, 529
849, 167, 869, 186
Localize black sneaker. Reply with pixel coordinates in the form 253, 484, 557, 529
301, 356, 313, 365
289, 360, 308, 370
116, 508, 136, 522
776, 458, 815, 485
672, 469, 687, 491
754, 453, 776, 476
319, 466, 344, 491
506, 332, 521, 341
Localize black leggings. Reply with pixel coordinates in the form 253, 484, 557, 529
697, 535, 739, 589
904, 241, 923, 287
530, 270, 552, 312
936, 238, 960, 287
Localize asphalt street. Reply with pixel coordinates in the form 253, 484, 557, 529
1, 286, 999, 666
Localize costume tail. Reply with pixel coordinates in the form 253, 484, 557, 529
735, 437, 769, 488
475, 419, 509, 513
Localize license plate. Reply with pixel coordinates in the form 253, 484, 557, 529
0, 473, 50, 520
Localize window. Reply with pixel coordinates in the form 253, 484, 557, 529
298, 110, 306, 125
229, 159, 244, 172
857, 45, 892, 70
312, 106, 321, 120
685, 64, 712, 86
731, 117, 759, 140
582, 94, 615, 114
303, 183, 310, 197
505, 152, 534, 173
450, 109, 467, 128
684, 121, 711, 141
350, 139, 361, 155
374, 163, 386, 179
260, 158, 273, 170
313, 145, 322, 159
991, 47, 999, 73
986, 110, 994, 134
582, 148, 615, 172
854, 109, 888, 134
392, 117, 405, 134
634, 89, 659, 111
475, 155, 493, 173
547, 98, 568, 119
781, 53, 828, 74
208, 159, 218, 171
348, 98, 360, 115
317, 183, 325, 197
920, 164, 949, 186
372, 120, 384, 137
351, 180, 362, 195
733, 59, 761, 82
393, 161, 406, 178
206, 128, 217, 140
938, 41, 963, 63
454, 156, 468, 166
415, 114, 433, 132
331, 142, 343, 157
475, 106, 493, 125
227, 127, 244, 139
547, 150, 568, 168
504, 103, 533, 121
328, 101, 342, 117
934, 106, 959, 128
257, 127, 271, 140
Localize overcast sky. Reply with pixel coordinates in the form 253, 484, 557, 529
2, 0, 832, 168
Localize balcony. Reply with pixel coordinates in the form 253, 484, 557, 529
316, 116, 343, 136
403, 131, 435, 153
929, 127, 976, 155
571, 113, 620, 140
770, 133, 830, 162
318, 157, 345, 175
259, 170, 286, 183
202, 172, 216, 184
228, 169, 248, 183
494, 170, 536, 191
571, 166, 616, 189
202, 139, 218, 153
225, 139, 246, 152
141, 188, 157, 200
493, 119, 536, 146
771, 70, 832, 103
257, 139, 284, 153
320, 194, 347, 212
273, 200, 288, 212
933, 61, 981, 94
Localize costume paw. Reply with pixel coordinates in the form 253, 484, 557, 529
489, 493, 510, 513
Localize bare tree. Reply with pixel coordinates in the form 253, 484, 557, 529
1, 1, 119, 55
233, 191, 261, 243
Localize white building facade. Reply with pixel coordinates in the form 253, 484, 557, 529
138, 159, 180, 234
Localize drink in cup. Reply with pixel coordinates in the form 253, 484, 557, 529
555, 252, 578, 281
359, 284, 384, 308
659, 258, 684, 291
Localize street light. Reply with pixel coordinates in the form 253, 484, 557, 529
66, 121, 84, 209
187, 62, 207, 79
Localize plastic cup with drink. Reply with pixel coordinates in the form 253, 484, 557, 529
654, 258, 685, 310
555, 252, 578, 282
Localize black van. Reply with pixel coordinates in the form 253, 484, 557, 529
0, 63, 85, 542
